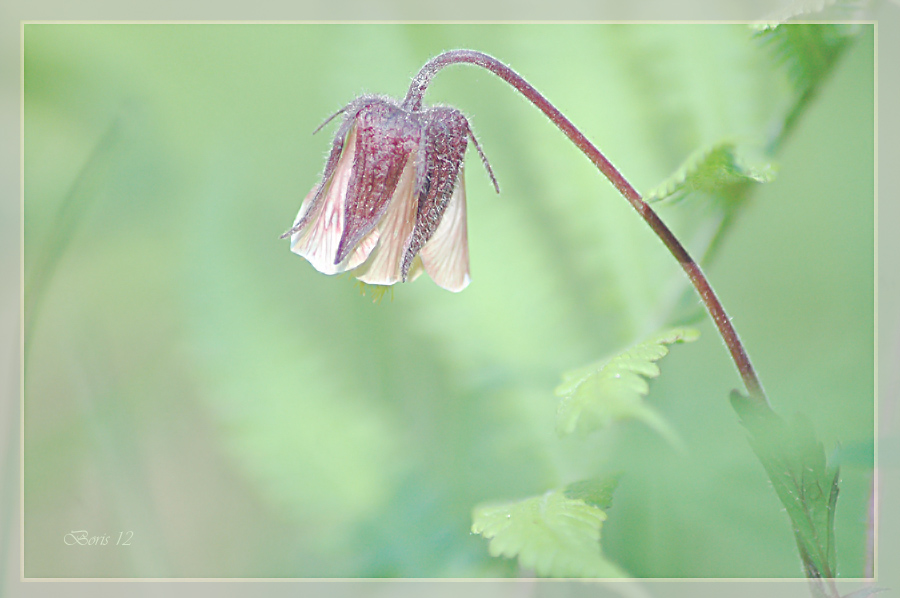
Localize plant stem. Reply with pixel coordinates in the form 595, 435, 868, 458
403, 49, 768, 407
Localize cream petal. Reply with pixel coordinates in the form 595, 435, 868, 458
354, 155, 419, 286
419, 168, 471, 292
290, 127, 377, 274
346, 228, 380, 270
405, 254, 424, 283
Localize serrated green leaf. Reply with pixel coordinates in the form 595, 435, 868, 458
646, 142, 777, 205
731, 392, 840, 579
754, 23, 860, 152
471, 487, 627, 578
555, 328, 698, 447
754, 23, 855, 97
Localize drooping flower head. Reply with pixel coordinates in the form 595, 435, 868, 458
282, 95, 498, 292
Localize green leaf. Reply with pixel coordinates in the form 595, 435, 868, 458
645, 142, 776, 205
754, 23, 860, 151
471, 482, 627, 578
731, 392, 841, 579
562, 476, 620, 511
555, 328, 699, 447
754, 23, 856, 97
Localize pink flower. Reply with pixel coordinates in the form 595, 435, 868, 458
282, 95, 497, 292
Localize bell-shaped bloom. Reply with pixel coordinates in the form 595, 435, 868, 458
282, 95, 497, 292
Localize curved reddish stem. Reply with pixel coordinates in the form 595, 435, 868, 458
404, 49, 767, 405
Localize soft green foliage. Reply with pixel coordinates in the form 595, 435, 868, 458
471, 480, 627, 578
754, 23, 861, 152
23, 24, 873, 578
562, 476, 619, 510
731, 392, 841, 580
642, 23, 859, 272
646, 142, 776, 205
555, 328, 698, 447
754, 23, 856, 98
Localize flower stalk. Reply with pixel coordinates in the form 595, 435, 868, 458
404, 49, 768, 407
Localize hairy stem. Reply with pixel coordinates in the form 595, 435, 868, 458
404, 49, 768, 406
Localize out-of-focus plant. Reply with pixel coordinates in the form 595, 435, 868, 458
282, 23, 870, 595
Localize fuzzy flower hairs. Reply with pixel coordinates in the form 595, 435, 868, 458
282, 94, 498, 292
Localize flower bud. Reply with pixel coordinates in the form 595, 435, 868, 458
282, 95, 497, 292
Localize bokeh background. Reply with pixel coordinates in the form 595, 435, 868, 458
21, 23, 873, 580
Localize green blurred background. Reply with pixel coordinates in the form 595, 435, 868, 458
23, 24, 873, 578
